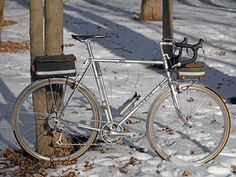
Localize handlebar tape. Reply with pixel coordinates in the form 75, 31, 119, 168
175, 38, 204, 66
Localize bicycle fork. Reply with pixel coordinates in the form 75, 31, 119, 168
163, 54, 190, 127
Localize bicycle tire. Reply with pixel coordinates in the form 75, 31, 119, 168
12, 78, 100, 161
147, 84, 230, 164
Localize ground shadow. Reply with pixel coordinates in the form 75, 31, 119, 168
176, 0, 236, 13
11, 0, 236, 100
0, 78, 17, 148
63, 3, 162, 59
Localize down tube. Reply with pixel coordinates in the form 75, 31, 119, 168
118, 77, 168, 126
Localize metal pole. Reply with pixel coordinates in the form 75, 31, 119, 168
163, 0, 173, 40
162, 0, 174, 58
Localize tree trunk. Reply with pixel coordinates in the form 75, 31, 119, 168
42, 0, 71, 157
30, 0, 44, 61
45, 0, 63, 56
30, 0, 51, 155
139, 0, 162, 21
30, 0, 69, 157
0, 0, 5, 42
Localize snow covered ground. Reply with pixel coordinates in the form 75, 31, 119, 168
1, 0, 236, 176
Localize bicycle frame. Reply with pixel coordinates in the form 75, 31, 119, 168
13, 34, 230, 163
61, 40, 182, 129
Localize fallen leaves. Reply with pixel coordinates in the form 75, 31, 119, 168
2, 148, 76, 177
231, 165, 236, 174
182, 170, 192, 176
2, 19, 17, 26
119, 156, 140, 174
128, 156, 140, 166
215, 51, 226, 56
1, 19, 29, 53
0, 41, 29, 53
83, 161, 93, 171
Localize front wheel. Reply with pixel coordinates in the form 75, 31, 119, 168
12, 78, 100, 161
147, 84, 230, 164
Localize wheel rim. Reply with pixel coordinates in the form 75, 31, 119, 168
12, 79, 100, 161
147, 85, 230, 164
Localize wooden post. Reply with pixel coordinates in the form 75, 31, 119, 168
162, 0, 173, 57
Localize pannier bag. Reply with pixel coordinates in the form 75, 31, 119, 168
31, 54, 77, 80
177, 61, 205, 81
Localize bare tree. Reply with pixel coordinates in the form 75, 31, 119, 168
30, 0, 68, 156
45, 0, 63, 56
30, 0, 43, 61
139, 0, 162, 21
0, 0, 5, 42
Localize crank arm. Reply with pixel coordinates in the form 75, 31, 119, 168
106, 131, 138, 138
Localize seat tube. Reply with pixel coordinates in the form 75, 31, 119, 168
86, 40, 113, 122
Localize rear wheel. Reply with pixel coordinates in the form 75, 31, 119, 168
147, 84, 230, 164
12, 78, 100, 161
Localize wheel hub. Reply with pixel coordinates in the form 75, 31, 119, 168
47, 113, 64, 132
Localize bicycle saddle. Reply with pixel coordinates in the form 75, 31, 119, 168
71, 34, 107, 41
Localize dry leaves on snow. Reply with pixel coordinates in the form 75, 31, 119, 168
2, 148, 76, 177
2, 20, 17, 26
0, 41, 29, 53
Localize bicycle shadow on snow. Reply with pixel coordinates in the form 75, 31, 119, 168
0, 78, 17, 149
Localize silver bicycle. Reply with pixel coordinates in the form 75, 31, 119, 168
12, 35, 230, 164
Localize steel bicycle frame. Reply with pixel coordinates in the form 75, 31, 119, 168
60, 40, 183, 130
